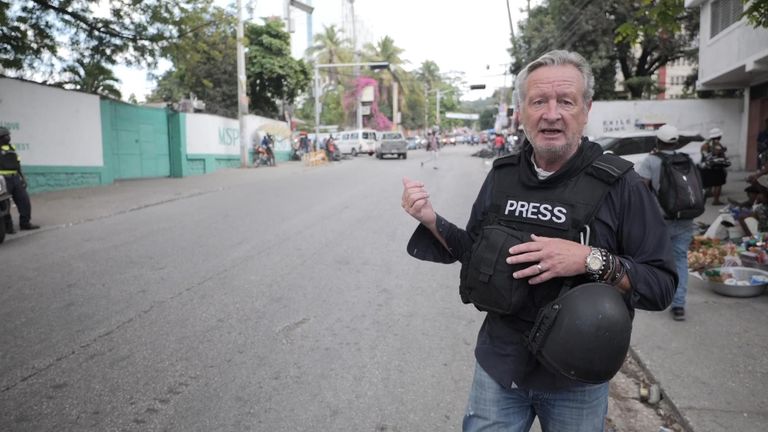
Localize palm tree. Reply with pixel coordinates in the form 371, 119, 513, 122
306, 24, 353, 86
416, 61, 445, 129
362, 36, 407, 117
417, 60, 442, 90
59, 59, 122, 99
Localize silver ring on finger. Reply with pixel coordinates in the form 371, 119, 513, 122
536, 264, 544, 273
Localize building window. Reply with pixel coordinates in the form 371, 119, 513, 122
711, 0, 743, 38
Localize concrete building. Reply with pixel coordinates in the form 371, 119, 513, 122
686, 0, 768, 169
656, 57, 697, 100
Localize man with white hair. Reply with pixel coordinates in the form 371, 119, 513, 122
402, 50, 676, 431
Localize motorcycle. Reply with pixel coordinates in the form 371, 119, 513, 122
289, 146, 305, 161
325, 140, 341, 162
254, 143, 276, 167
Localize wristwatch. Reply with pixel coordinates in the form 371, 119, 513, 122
585, 247, 605, 279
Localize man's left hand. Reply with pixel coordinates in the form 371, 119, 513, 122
506, 234, 590, 285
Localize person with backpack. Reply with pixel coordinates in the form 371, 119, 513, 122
636, 124, 705, 322
401, 50, 676, 431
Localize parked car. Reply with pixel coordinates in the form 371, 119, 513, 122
377, 132, 408, 159
406, 136, 422, 150
336, 129, 378, 156
594, 130, 706, 166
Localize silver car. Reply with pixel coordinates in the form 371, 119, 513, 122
376, 132, 408, 159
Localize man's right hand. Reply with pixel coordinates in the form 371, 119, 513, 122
401, 177, 436, 228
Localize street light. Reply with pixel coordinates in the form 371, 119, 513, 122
313, 61, 389, 144
424, 84, 486, 131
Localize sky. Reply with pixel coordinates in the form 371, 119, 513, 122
115, 0, 529, 102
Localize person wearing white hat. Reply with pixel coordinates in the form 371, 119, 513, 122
699, 127, 730, 205
636, 124, 699, 321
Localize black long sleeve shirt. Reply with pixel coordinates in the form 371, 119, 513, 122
407, 155, 677, 390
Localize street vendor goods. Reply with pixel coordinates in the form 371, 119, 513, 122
702, 267, 768, 297
688, 236, 737, 270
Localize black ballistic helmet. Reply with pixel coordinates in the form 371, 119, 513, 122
526, 282, 632, 384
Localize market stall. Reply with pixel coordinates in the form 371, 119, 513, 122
688, 234, 768, 297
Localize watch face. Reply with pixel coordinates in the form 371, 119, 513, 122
587, 255, 602, 271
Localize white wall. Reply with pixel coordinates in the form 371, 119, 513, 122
184, 113, 291, 154
184, 113, 240, 155
0, 78, 103, 166
588, 98, 744, 168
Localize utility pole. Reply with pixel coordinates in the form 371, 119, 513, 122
423, 82, 429, 133
348, 0, 363, 132
391, 79, 399, 131
236, 0, 248, 168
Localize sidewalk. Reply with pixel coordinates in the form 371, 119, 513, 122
631, 170, 768, 432
9, 164, 768, 431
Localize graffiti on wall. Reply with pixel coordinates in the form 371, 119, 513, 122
218, 127, 240, 147
0, 119, 30, 151
601, 117, 642, 133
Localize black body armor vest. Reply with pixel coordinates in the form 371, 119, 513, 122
460, 148, 633, 322
0, 144, 20, 172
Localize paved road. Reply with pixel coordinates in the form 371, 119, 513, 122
0, 148, 488, 431
3, 146, 767, 431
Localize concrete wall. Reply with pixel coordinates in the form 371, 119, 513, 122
0, 78, 107, 191
588, 99, 745, 168
0, 77, 292, 192
184, 112, 293, 170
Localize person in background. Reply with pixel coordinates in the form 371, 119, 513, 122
757, 117, 768, 169
0, 127, 40, 233
636, 124, 691, 322
421, 131, 439, 169
699, 128, 730, 205
402, 50, 676, 431
737, 188, 768, 237
748, 117, 768, 175
493, 133, 505, 157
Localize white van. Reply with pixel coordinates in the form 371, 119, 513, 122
336, 129, 378, 156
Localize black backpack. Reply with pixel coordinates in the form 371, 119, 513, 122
654, 152, 706, 220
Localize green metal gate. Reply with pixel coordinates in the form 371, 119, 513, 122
103, 101, 171, 180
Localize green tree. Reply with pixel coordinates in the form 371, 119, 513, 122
415, 61, 443, 128
246, 19, 311, 118
479, 107, 497, 130
399, 72, 427, 131
148, 5, 238, 118
416, 60, 442, 90
613, 0, 699, 98
57, 58, 122, 99
742, 0, 768, 28
306, 24, 353, 86
362, 36, 408, 119
0, 0, 205, 77
513, 0, 618, 99
511, 0, 698, 100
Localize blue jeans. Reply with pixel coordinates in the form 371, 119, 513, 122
463, 363, 609, 432
666, 219, 693, 309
